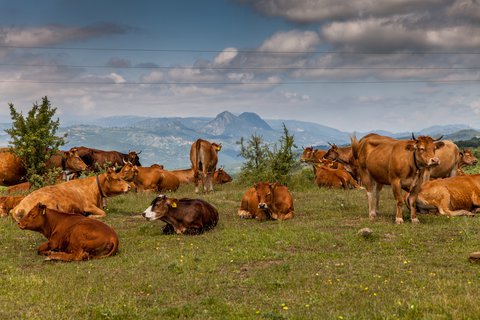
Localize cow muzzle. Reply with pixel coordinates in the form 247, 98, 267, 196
258, 203, 268, 209
427, 157, 440, 167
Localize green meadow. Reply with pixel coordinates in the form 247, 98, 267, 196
1, 175, 480, 319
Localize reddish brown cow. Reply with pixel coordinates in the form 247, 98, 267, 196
238, 182, 294, 221
143, 195, 218, 235
171, 167, 232, 185
300, 147, 326, 164
416, 174, 480, 217
76, 146, 141, 171
213, 167, 233, 184
18, 203, 119, 261
352, 133, 444, 224
457, 149, 478, 175
323, 143, 360, 182
46, 148, 88, 174
314, 164, 359, 189
119, 163, 179, 192
190, 139, 222, 193
0, 196, 24, 217
12, 168, 131, 221
0, 148, 27, 186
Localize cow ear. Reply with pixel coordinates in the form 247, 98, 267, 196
169, 199, 178, 208
435, 141, 445, 150
270, 182, 278, 190
405, 142, 416, 151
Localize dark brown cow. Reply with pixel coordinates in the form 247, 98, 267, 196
300, 147, 326, 164
46, 148, 88, 174
143, 195, 218, 235
314, 164, 359, 189
190, 139, 222, 193
75, 146, 141, 171
238, 182, 294, 221
352, 133, 444, 224
416, 174, 480, 217
0, 196, 24, 217
18, 203, 119, 261
12, 168, 131, 221
119, 163, 179, 192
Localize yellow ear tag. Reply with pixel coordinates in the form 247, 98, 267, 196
42, 208, 46, 215
171, 202, 177, 208
216, 147, 221, 151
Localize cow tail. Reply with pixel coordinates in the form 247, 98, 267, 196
351, 135, 359, 160
195, 139, 202, 174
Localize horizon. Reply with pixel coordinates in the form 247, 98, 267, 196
1, 1, 480, 132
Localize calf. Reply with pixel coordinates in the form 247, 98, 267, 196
143, 195, 218, 235
0, 196, 24, 217
238, 182, 294, 221
314, 164, 359, 189
415, 174, 480, 217
17, 203, 119, 261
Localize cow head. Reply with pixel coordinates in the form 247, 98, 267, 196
212, 143, 222, 152
255, 182, 279, 210
17, 203, 47, 231
407, 134, 444, 168
300, 147, 314, 163
460, 149, 478, 166
118, 162, 138, 182
143, 194, 177, 221
65, 148, 88, 172
102, 167, 131, 196
127, 151, 142, 166
323, 143, 339, 161
214, 167, 232, 184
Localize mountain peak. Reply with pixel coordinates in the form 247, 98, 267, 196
238, 112, 272, 131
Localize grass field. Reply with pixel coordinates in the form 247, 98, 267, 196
2, 176, 480, 319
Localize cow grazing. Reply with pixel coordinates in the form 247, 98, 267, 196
119, 162, 179, 192
415, 174, 480, 217
75, 146, 141, 171
190, 139, 222, 193
314, 164, 359, 189
17, 203, 119, 261
352, 133, 444, 224
238, 182, 294, 221
0, 196, 24, 217
143, 195, 218, 235
300, 147, 326, 164
12, 168, 131, 222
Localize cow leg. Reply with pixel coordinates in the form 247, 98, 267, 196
374, 184, 383, 216
162, 223, 175, 234
207, 172, 214, 192
46, 250, 88, 262
37, 241, 52, 255
275, 211, 294, 220
436, 196, 475, 217
391, 179, 405, 224
238, 209, 254, 219
83, 205, 107, 219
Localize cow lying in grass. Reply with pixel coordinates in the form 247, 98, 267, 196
17, 203, 119, 261
238, 182, 295, 221
415, 174, 480, 217
0, 196, 24, 217
143, 195, 219, 235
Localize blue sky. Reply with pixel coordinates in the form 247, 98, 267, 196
1, 0, 480, 132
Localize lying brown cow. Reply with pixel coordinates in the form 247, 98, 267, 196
314, 164, 359, 189
415, 174, 480, 217
300, 147, 326, 164
18, 203, 119, 261
119, 163, 180, 192
143, 195, 218, 235
0, 196, 24, 217
76, 146, 141, 171
457, 149, 478, 175
12, 168, 130, 221
171, 167, 232, 185
238, 182, 294, 221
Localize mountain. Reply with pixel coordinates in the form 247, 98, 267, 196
200, 111, 274, 137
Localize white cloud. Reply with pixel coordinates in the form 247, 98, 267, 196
258, 30, 320, 53
140, 71, 164, 83
213, 47, 238, 66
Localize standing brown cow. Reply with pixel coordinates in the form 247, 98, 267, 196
18, 203, 119, 261
352, 133, 444, 224
238, 182, 294, 221
190, 139, 222, 193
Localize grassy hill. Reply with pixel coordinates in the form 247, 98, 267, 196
1, 179, 480, 319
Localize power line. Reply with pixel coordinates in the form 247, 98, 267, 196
1, 45, 480, 55
1, 63, 480, 71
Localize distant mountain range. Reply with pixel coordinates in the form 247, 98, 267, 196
0, 111, 479, 171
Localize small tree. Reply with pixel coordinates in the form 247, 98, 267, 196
269, 123, 298, 185
5, 96, 66, 187
236, 134, 270, 183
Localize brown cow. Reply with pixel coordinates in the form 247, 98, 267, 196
46, 148, 88, 175
0, 196, 24, 217
17, 203, 119, 261
0, 148, 27, 186
314, 164, 359, 189
323, 143, 360, 182
75, 146, 141, 171
428, 140, 461, 179
415, 174, 480, 217
143, 195, 218, 235
457, 149, 478, 175
12, 167, 131, 221
238, 182, 294, 221
119, 163, 179, 192
352, 133, 444, 224
300, 147, 326, 164
213, 167, 233, 184
190, 139, 222, 193
171, 167, 232, 185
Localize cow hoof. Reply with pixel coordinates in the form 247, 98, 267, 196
395, 218, 404, 224
411, 218, 420, 224
369, 214, 377, 220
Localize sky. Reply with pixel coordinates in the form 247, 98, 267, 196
0, 0, 479, 132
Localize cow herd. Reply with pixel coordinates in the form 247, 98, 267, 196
1, 134, 479, 262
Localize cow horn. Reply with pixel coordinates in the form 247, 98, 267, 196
137, 150, 142, 155
411, 132, 416, 140
328, 142, 333, 147
434, 135, 444, 141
